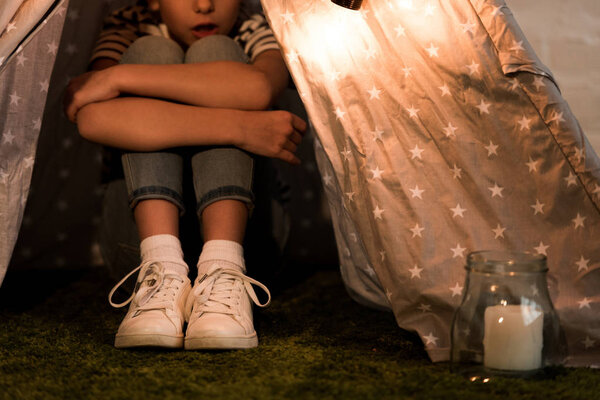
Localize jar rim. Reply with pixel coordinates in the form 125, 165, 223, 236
466, 250, 547, 273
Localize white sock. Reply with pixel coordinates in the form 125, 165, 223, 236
197, 240, 246, 275
140, 234, 189, 276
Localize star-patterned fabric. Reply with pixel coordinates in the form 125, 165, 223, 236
0, 0, 68, 284
261, 0, 600, 366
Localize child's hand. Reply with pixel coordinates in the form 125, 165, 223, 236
239, 110, 307, 165
64, 68, 120, 123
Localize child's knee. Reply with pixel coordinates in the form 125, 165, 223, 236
185, 35, 248, 64
120, 36, 184, 65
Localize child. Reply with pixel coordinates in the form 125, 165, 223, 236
64, 0, 306, 350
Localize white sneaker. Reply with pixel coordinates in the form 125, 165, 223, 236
109, 261, 191, 349
184, 264, 271, 350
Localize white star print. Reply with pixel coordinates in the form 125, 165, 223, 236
578, 297, 592, 309
484, 141, 498, 156
526, 156, 539, 173
373, 205, 385, 220
564, 172, 578, 187
364, 265, 376, 277
16, 53, 28, 66
533, 76, 546, 91
575, 256, 590, 272
2, 130, 15, 145
6, 22, 17, 33
380, 250, 386, 261
47, 41, 58, 55
286, 50, 299, 63
371, 166, 384, 180
410, 185, 425, 199
334, 107, 346, 120
534, 241, 549, 256
0, 170, 9, 184
68, 9, 80, 21
410, 223, 425, 238
426, 43, 439, 58
550, 111, 565, 127
466, 61, 480, 76
23, 157, 35, 169
410, 145, 424, 159
386, 289, 393, 301
531, 199, 545, 215
451, 164, 462, 179
423, 332, 439, 346
450, 204, 467, 218
518, 115, 532, 131
450, 283, 463, 297
371, 127, 384, 141
424, 4, 436, 16
349, 233, 358, 242
439, 84, 451, 97
488, 183, 504, 198
460, 21, 476, 34
403, 66, 413, 78
491, 5, 504, 16
281, 10, 295, 24
575, 147, 585, 162
406, 105, 420, 118
340, 148, 352, 161
364, 47, 377, 60
509, 78, 520, 91
510, 40, 525, 52
451, 244, 467, 258
39, 80, 49, 93
9, 92, 22, 106
572, 213, 586, 229
322, 173, 333, 186
368, 86, 382, 100
409, 265, 423, 279
443, 122, 458, 138
65, 43, 78, 55
326, 70, 342, 82
582, 336, 596, 349
476, 100, 491, 115
32, 118, 42, 131
493, 224, 506, 239
418, 304, 432, 313
394, 24, 406, 37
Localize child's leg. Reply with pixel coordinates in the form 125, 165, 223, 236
109, 36, 190, 349
183, 36, 270, 349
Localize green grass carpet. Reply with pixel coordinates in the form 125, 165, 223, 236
1, 267, 599, 400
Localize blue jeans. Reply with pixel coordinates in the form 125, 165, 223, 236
120, 35, 254, 217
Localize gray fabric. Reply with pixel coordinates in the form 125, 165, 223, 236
262, 0, 600, 366
0, 0, 68, 286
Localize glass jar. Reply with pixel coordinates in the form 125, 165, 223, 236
450, 250, 566, 378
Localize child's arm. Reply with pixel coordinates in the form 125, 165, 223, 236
65, 49, 289, 122
76, 97, 306, 165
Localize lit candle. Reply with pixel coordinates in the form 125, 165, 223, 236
483, 305, 543, 371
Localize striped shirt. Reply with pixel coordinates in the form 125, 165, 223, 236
91, 1, 280, 64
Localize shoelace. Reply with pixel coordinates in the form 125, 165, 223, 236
184, 265, 271, 319
108, 261, 185, 313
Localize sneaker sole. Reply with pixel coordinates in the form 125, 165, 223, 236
115, 334, 184, 349
184, 334, 258, 350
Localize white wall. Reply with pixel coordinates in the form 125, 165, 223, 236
505, 0, 600, 153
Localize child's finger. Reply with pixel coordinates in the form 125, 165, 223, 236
290, 131, 303, 145
292, 114, 307, 133
279, 150, 301, 165
283, 140, 298, 153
